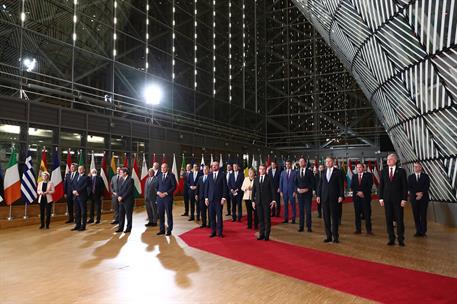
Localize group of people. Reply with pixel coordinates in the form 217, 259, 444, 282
46, 153, 430, 247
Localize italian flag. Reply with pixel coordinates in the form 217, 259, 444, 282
140, 153, 148, 195
172, 153, 179, 195
100, 151, 110, 197
132, 156, 142, 198
4, 146, 21, 205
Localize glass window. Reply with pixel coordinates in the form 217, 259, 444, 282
0, 124, 21, 172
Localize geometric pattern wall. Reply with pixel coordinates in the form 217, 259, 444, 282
292, 0, 457, 203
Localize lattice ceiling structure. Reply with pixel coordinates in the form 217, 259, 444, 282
292, 0, 457, 203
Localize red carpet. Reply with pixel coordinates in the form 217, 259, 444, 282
180, 198, 457, 303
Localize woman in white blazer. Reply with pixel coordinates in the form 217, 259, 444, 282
37, 171, 55, 229
241, 168, 258, 229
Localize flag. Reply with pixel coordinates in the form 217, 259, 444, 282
140, 153, 148, 194
123, 153, 129, 168
210, 154, 214, 164
200, 154, 205, 171
51, 147, 64, 202
90, 151, 96, 171
266, 155, 271, 171
251, 154, 257, 170
100, 151, 110, 197
21, 149, 38, 204
243, 157, 249, 177
0, 161, 5, 201
367, 160, 373, 174
65, 149, 72, 176
37, 147, 48, 183
4, 146, 21, 205
177, 154, 186, 195
109, 153, 116, 181
373, 161, 380, 186
162, 153, 167, 164
152, 153, 157, 164
219, 153, 223, 168
131, 155, 142, 198
346, 159, 353, 186
171, 153, 179, 194
191, 153, 195, 165
78, 149, 85, 166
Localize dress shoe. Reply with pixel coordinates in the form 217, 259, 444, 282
145, 223, 153, 227
387, 240, 395, 246
87, 219, 94, 224
156, 231, 165, 235
247, 226, 252, 229
333, 239, 339, 243
282, 220, 288, 224
307, 228, 312, 232
196, 217, 200, 221
111, 221, 119, 225
39, 226, 44, 229
298, 228, 304, 232
209, 233, 216, 238
95, 221, 100, 224
323, 238, 332, 243
151, 223, 157, 227
71, 227, 80, 231
188, 218, 195, 221
237, 219, 242, 222
354, 230, 361, 234
291, 220, 296, 224
225, 213, 231, 216
264, 237, 270, 241
218, 234, 224, 238
78, 227, 86, 231
317, 214, 322, 218
45, 226, 49, 229
398, 241, 405, 247
181, 213, 188, 216
166, 232, 172, 236
124, 229, 131, 233
414, 233, 421, 237
199, 225, 206, 228
231, 219, 236, 222
257, 236, 265, 240
65, 220, 72, 224
115, 229, 123, 233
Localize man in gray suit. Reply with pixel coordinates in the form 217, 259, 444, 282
110, 167, 121, 225
145, 162, 160, 227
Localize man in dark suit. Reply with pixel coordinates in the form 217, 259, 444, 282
182, 164, 192, 217
268, 161, 281, 217
110, 167, 121, 225
144, 164, 160, 227
317, 157, 344, 243
379, 153, 408, 246
351, 163, 373, 234
252, 165, 277, 241
408, 162, 430, 237
279, 160, 297, 223
88, 168, 104, 224
71, 165, 90, 231
314, 164, 324, 218
187, 164, 201, 221
196, 165, 210, 228
229, 163, 244, 222
225, 164, 233, 216
64, 163, 78, 223
205, 161, 228, 237
156, 163, 177, 236
115, 167, 134, 233
295, 158, 315, 232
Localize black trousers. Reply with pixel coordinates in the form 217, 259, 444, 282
225, 194, 232, 215
112, 195, 119, 222
158, 200, 173, 233
354, 195, 372, 232
257, 201, 271, 238
231, 193, 242, 221
245, 200, 258, 229
74, 196, 87, 229
66, 194, 74, 221
199, 199, 209, 226
411, 199, 428, 235
40, 201, 52, 228
189, 190, 198, 219
317, 200, 322, 217
119, 201, 133, 231
183, 187, 189, 214
209, 201, 223, 235
297, 194, 312, 229
338, 203, 343, 224
384, 199, 405, 242
322, 200, 339, 240
89, 194, 102, 222
271, 191, 281, 216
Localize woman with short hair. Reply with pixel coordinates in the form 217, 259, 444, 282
37, 171, 55, 229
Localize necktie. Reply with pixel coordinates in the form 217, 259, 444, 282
162, 174, 165, 181
92, 177, 96, 193
301, 169, 304, 178
203, 175, 207, 183
260, 176, 264, 184
327, 170, 331, 182
416, 174, 419, 182
358, 173, 362, 186
235, 172, 238, 181
287, 170, 290, 179
214, 172, 217, 180
389, 168, 393, 181
71, 172, 75, 180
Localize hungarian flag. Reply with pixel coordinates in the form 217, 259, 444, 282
109, 153, 116, 192
37, 147, 48, 183
132, 156, 142, 198
171, 153, 179, 195
373, 161, 380, 187
266, 155, 271, 172
123, 153, 129, 168
4, 146, 21, 205
64, 149, 72, 176
100, 151, 110, 197
140, 153, 148, 194
152, 153, 157, 165
51, 147, 64, 202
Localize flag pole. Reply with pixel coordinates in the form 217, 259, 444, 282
8, 205, 13, 220
23, 203, 28, 219
52, 202, 55, 217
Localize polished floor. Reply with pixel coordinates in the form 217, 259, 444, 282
1, 201, 456, 304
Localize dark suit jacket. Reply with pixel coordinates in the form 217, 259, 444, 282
314, 171, 323, 194
156, 172, 177, 204
279, 169, 296, 195
268, 168, 280, 191
228, 171, 244, 195
89, 175, 104, 197
196, 174, 209, 200
252, 174, 276, 206
294, 167, 315, 199
205, 171, 228, 202
74, 174, 90, 201
117, 176, 134, 205
350, 172, 373, 200
64, 172, 77, 195
187, 171, 202, 194
379, 167, 408, 202
317, 168, 344, 203
408, 172, 430, 202
144, 172, 160, 202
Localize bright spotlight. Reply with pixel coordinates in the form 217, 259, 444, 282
22, 58, 36, 72
143, 84, 162, 105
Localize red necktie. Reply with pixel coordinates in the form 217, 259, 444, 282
358, 174, 362, 186
389, 168, 394, 181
